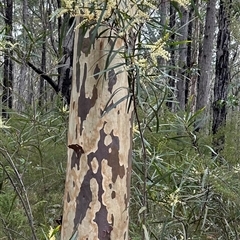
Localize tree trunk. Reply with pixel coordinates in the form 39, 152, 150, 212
57, 14, 74, 105
188, 0, 200, 114
2, 0, 13, 118
212, 0, 231, 154
167, 4, 176, 111
61, 18, 133, 240
15, 0, 28, 111
39, 39, 46, 107
196, 0, 217, 129
176, 7, 189, 110
185, 5, 194, 107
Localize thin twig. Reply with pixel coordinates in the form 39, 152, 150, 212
0, 148, 38, 240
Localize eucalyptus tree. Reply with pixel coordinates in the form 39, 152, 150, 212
2, 0, 13, 118
176, 6, 189, 110
60, 0, 135, 238
212, 0, 232, 154
59, 0, 190, 239
196, 0, 217, 130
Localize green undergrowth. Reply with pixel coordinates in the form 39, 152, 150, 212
0, 103, 68, 239
131, 106, 240, 239
1, 102, 240, 239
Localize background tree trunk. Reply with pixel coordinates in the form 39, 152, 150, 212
57, 14, 74, 105
196, 0, 217, 130
167, 4, 176, 111
61, 18, 133, 239
176, 7, 189, 110
212, 0, 232, 154
2, 0, 13, 118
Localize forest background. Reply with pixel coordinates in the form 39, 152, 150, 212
1, 0, 240, 239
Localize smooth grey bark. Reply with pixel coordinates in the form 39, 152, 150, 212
212, 0, 232, 154
196, 0, 217, 129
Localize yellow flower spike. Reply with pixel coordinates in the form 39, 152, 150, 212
48, 226, 56, 240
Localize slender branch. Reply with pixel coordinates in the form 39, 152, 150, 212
0, 148, 38, 240
27, 61, 59, 93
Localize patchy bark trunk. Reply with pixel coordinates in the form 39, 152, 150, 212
212, 0, 231, 154
196, 0, 216, 129
61, 17, 133, 240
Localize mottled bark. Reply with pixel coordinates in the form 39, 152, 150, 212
196, 0, 217, 129
212, 0, 231, 154
176, 7, 189, 110
61, 17, 133, 240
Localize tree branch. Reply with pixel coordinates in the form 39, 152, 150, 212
27, 61, 59, 93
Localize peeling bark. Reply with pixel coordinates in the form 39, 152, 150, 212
61, 17, 133, 240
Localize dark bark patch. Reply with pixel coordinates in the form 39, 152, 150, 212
94, 64, 100, 80
70, 151, 81, 170
100, 40, 104, 50
74, 167, 94, 228
94, 205, 110, 240
108, 131, 125, 182
68, 144, 84, 154
67, 192, 70, 203
108, 69, 117, 93
92, 126, 125, 183
111, 214, 114, 226
82, 38, 91, 56
111, 191, 116, 199
78, 63, 98, 135
76, 60, 81, 92
75, 125, 78, 139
